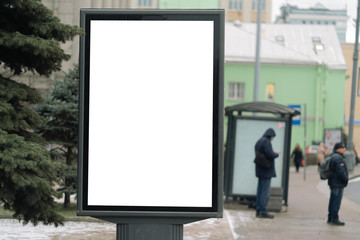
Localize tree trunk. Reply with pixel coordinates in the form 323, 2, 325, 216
64, 192, 71, 209
64, 146, 73, 209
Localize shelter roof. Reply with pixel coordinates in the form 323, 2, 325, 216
225, 102, 301, 117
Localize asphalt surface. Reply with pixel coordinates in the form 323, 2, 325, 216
344, 177, 360, 204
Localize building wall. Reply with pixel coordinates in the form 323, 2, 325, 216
224, 62, 345, 152
342, 42, 360, 153
159, 0, 219, 8
287, 14, 347, 42
277, 5, 347, 42
14, 0, 159, 95
36, 0, 270, 95
221, 0, 272, 23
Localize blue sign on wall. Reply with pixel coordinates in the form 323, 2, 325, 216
288, 105, 301, 125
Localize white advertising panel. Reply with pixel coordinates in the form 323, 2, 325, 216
232, 118, 286, 195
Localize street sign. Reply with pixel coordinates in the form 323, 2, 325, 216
288, 105, 301, 125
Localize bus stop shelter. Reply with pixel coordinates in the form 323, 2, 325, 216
224, 102, 300, 208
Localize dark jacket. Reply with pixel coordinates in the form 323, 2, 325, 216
328, 152, 348, 188
254, 128, 279, 178
291, 149, 303, 165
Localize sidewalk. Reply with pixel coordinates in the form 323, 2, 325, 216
1, 165, 359, 239
184, 164, 360, 240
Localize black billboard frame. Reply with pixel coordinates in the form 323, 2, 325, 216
78, 8, 224, 225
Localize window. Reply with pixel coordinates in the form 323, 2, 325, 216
138, 0, 152, 7
336, 21, 346, 27
275, 35, 285, 46
314, 44, 325, 51
228, 82, 244, 100
312, 36, 321, 43
265, 83, 274, 101
229, 0, 243, 10
312, 36, 325, 52
252, 0, 266, 11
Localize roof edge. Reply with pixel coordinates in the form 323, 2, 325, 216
225, 102, 301, 117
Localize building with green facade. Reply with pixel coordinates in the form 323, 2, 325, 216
225, 22, 347, 151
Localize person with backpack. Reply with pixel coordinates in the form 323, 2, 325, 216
327, 142, 348, 226
254, 128, 280, 219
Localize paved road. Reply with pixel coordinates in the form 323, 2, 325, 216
344, 177, 360, 204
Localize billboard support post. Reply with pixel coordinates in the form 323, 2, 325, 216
78, 9, 224, 239
116, 223, 183, 240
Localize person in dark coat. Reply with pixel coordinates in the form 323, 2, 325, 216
254, 128, 279, 219
291, 143, 303, 172
327, 142, 348, 226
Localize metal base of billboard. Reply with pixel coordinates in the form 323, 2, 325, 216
116, 223, 183, 240
97, 217, 204, 240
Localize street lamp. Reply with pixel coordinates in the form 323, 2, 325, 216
345, 0, 360, 172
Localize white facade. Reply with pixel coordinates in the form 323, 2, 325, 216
276, 3, 348, 42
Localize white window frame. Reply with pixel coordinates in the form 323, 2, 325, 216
275, 35, 285, 46
138, 0, 152, 7
229, 0, 243, 10
228, 82, 245, 100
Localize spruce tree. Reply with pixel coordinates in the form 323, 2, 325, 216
35, 66, 79, 209
0, 0, 83, 226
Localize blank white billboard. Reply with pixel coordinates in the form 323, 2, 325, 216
87, 20, 214, 207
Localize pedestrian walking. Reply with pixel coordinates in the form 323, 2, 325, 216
327, 142, 348, 226
254, 128, 279, 219
317, 142, 327, 166
291, 143, 303, 172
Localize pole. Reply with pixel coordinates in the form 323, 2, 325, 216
345, 0, 360, 172
254, 0, 262, 101
303, 104, 307, 181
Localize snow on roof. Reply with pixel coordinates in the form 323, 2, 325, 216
225, 22, 347, 70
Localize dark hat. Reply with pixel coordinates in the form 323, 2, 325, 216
333, 142, 346, 151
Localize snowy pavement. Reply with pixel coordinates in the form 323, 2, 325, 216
0, 219, 116, 240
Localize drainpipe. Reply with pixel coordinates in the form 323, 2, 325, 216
320, 65, 327, 138
314, 63, 322, 141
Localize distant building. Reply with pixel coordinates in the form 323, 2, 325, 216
342, 42, 360, 155
159, 0, 219, 9
275, 2, 348, 42
220, 0, 272, 23
225, 22, 347, 148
